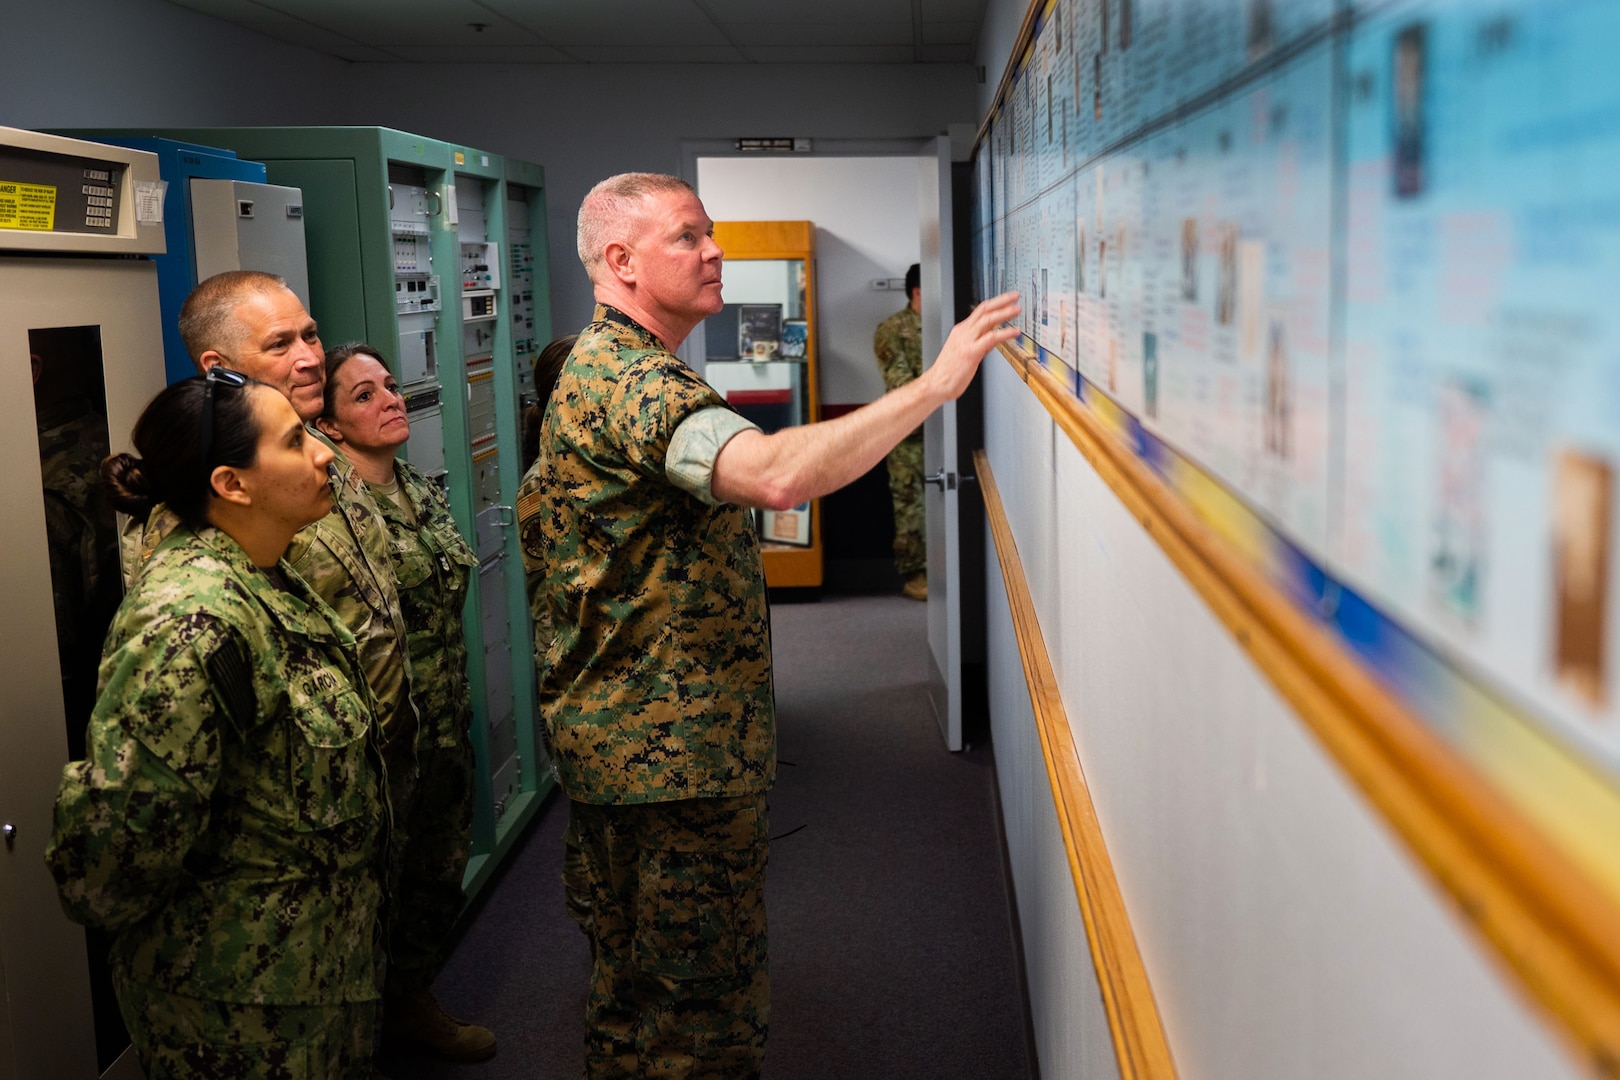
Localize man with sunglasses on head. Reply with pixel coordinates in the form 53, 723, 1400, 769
123, 271, 497, 1069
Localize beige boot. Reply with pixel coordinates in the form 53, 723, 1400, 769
384, 988, 496, 1063
902, 573, 928, 601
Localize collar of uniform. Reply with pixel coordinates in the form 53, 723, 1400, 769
594, 303, 668, 351
392, 459, 439, 509
168, 522, 357, 646
307, 424, 389, 539
308, 425, 359, 487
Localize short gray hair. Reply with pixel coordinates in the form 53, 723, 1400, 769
178, 271, 291, 371
576, 173, 694, 282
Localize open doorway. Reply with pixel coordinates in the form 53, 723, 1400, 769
693, 153, 927, 593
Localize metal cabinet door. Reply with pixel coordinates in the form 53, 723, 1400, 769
0, 257, 164, 1080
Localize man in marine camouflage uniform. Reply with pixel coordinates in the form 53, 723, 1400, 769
526, 172, 1018, 1078
873, 263, 927, 601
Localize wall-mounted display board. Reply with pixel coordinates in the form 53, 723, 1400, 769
973, 0, 1620, 1066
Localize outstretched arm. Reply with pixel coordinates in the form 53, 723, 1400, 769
711, 292, 1021, 510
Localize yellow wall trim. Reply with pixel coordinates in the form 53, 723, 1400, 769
977, 448, 1179, 1080
998, 345, 1620, 1077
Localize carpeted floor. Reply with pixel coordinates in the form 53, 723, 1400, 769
379, 593, 1032, 1079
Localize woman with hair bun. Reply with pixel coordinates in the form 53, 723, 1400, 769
46, 371, 387, 1079
314, 342, 492, 1060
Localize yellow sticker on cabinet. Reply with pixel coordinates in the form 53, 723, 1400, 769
0, 181, 57, 231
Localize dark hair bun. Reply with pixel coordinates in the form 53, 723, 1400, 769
102, 452, 157, 518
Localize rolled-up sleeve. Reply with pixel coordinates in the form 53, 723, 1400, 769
666, 407, 761, 505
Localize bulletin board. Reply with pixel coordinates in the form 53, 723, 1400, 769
973, 0, 1620, 1062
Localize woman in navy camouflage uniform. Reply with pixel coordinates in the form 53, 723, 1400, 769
315, 343, 493, 1062
47, 371, 386, 1079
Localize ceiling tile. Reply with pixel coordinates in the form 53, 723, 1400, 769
921, 19, 979, 45
262, 0, 544, 48
169, 0, 986, 63
325, 43, 409, 61
915, 43, 974, 62
700, 0, 911, 22
917, 0, 987, 21
480, 0, 729, 47
377, 44, 575, 62
726, 22, 913, 47
563, 44, 748, 63
739, 44, 916, 63
230, 17, 381, 53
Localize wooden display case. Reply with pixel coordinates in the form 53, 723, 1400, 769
707, 220, 823, 589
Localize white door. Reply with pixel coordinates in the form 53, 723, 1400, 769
918, 138, 965, 751
0, 257, 164, 1080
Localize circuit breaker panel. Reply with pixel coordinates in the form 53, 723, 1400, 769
506, 157, 551, 418
507, 191, 540, 403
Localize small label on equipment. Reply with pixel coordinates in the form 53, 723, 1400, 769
135, 180, 167, 225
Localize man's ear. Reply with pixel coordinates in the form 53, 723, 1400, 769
604, 239, 636, 285
314, 417, 343, 443
210, 464, 252, 508
197, 351, 225, 374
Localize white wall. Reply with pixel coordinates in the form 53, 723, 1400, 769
2, 0, 349, 129
696, 156, 923, 406
982, 358, 1579, 1079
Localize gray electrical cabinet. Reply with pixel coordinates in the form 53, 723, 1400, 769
0, 126, 166, 1080
189, 177, 311, 304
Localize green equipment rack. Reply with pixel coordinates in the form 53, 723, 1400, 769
144, 126, 555, 902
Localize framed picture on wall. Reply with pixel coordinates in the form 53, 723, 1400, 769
780, 319, 808, 359
762, 502, 812, 547
739, 304, 783, 361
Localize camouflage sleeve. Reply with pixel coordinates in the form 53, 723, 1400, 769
873, 319, 907, 392
46, 616, 227, 932
515, 460, 555, 674
666, 406, 761, 505
873, 313, 922, 393
610, 354, 729, 480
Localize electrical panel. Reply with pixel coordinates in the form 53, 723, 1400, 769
506, 192, 539, 403
0, 127, 168, 1080
189, 177, 310, 304
479, 558, 520, 817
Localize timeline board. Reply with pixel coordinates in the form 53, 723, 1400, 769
974, 0, 1620, 818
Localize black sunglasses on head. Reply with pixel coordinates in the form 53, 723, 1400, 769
199, 366, 250, 483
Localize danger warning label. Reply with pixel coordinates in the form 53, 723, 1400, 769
0, 181, 58, 231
